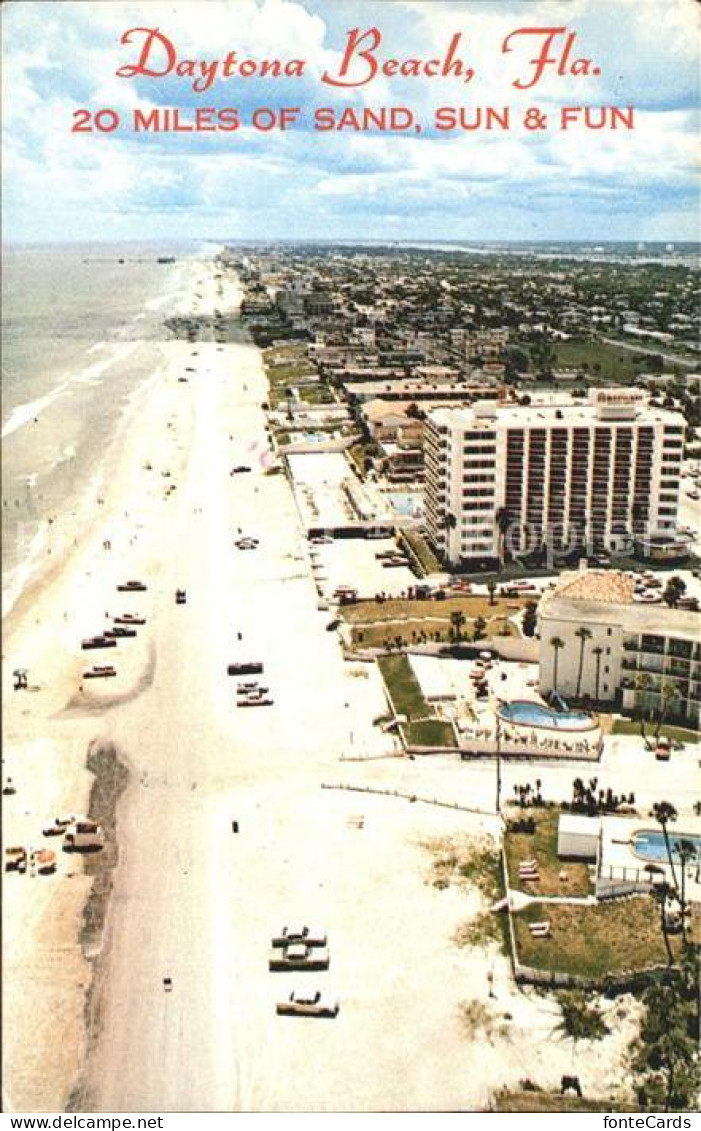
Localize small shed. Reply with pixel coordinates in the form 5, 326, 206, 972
557, 814, 600, 861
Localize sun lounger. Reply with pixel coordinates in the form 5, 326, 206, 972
528, 922, 551, 938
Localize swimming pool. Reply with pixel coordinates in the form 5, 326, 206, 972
632, 830, 701, 863
388, 492, 423, 518
498, 700, 596, 731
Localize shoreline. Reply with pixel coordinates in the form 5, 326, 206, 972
1, 256, 212, 1111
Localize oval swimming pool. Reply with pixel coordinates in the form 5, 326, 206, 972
498, 700, 596, 731
633, 830, 701, 863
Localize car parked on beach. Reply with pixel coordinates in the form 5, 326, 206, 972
117, 580, 147, 592
276, 992, 339, 1018
81, 636, 117, 651
230, 465, 252, 475
227, 662, 263, 676
114, 613, 146, 625
269, 943, 330, 972
271, 926, 327, 948
175, 589, 187, 605
63, 820, 105, 851
105, 626, 137, 638
235, 537, 259, 550
42, 817, 74, 837
83, 665, 117, 679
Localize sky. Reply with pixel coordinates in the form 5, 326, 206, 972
1, 0, 700, 243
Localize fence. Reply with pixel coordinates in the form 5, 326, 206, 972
321, 781, 495, 817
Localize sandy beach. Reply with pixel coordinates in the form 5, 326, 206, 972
3, 257, 685, 1113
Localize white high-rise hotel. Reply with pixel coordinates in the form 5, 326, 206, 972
423, 389, 685, 565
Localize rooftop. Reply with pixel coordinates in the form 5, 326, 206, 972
552, 569, 636, 605
427, 392, 684, 431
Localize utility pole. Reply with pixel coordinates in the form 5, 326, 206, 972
495, 711, 502, 815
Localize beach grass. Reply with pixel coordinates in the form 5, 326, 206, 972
503, 808, 593, 898
491, 1089, 637, 1113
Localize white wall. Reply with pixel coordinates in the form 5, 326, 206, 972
539, 616, 624, 701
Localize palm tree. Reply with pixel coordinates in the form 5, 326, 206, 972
635, 673, 655, 749
450, 610, 466, 642
473, 616, 487, 641
653, 881, 675, 967
676, 839, 698, 943
655, 680, 682, 741
494, 507, 510, 567
574, 627, 592, 699
443, 511, 457, 564
487, 579, 497, 607
652, 800, 679, 893
550, 636, 564, 693
592, 645, 604, 702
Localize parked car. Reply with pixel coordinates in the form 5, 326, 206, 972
227, 662, 263, 676
271, 926, 327, 948
64, 820, 105, 851
5, 847, 27, 873
104, 626, 137, 638
83, 665, 117, 679
230, 465, 251, 474
113, 613, 146, 625
269, 943, 330, 972
116, 580, 147, 592
276, 992, 339, 1018
175, 589, 187, 605
81, 636, 117, 650
238, 696, 274, 708
43, 817, 74, 836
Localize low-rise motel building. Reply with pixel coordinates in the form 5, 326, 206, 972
538, 568, 701, 730
423, 388, 686, 566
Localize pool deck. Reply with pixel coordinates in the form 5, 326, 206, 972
599, 815, 701, 902
409, 654, 602, 760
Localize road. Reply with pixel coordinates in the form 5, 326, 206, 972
600, 335, 699, 371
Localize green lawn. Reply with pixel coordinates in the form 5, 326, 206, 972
513, 897, 696, 979
403, 719, 456, 748
552, 338, 639, 382
377, 654, 430, 719
350, 616, 513, 650
612, 719, 700, 744
343, 595, 526, 624
503, 808, 593, 898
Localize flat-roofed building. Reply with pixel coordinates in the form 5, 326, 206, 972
423, 388, 685, 566
538, 568, 700, 728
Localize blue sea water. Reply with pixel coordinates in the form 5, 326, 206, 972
1, 240, 206, 613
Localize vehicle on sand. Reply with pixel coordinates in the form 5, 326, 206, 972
276, 992, 338, 1018
271, 926, 327, 948
269, 944, 330, 972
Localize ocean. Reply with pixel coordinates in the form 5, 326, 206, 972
1, 240, 208, 616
